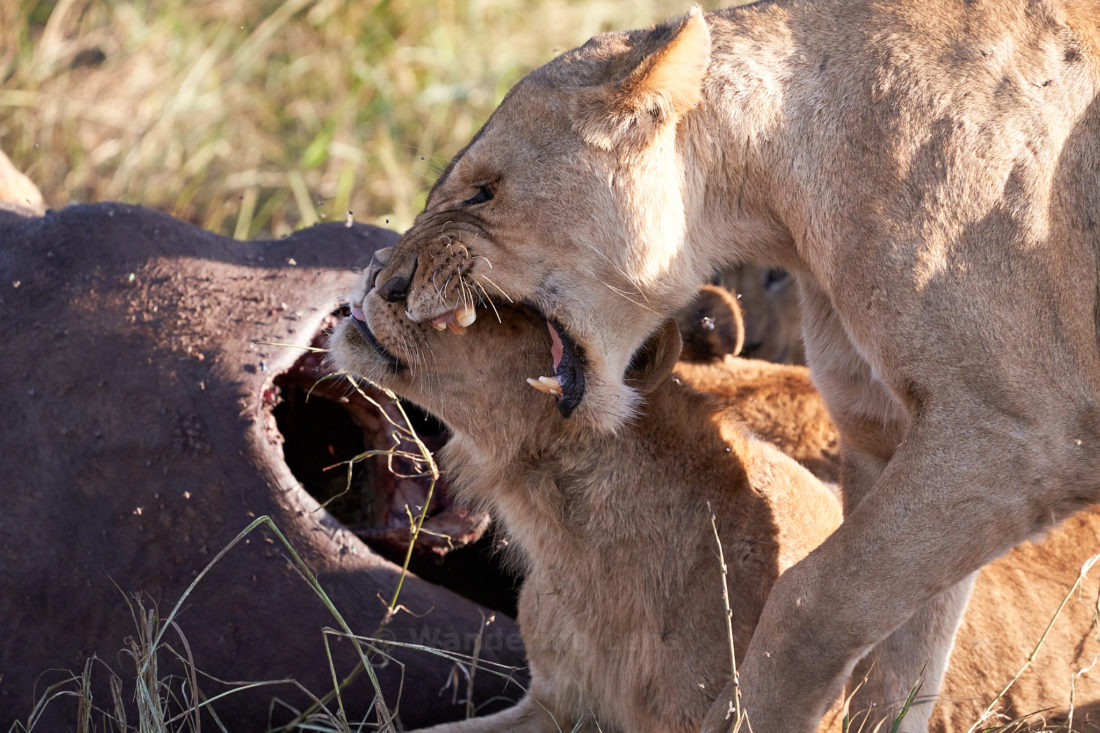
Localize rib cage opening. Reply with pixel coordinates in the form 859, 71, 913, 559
267, 315, 520, 616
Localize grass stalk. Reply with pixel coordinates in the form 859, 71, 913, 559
967, 551, 1100, 733
708, 502, 751, 733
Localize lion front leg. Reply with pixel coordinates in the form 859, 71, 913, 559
839, 443, 978, 730
703, 408, 1099, 733
797, 283, 972, 729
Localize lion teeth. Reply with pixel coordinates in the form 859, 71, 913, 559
447, 320, 468, 335
432, 321, 448, 331
526, 377, 557, 395
526, 375, 563, 397
538, 375, 561, 390
455, 304, 477, 327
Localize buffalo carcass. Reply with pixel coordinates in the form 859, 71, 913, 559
0, 203, 525, 730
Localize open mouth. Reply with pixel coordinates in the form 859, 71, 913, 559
542, 317, 586, 418
425, 300, 588, 418
374, 294, 588, 418
350, 305, 403, 369
267, 311, 519, 616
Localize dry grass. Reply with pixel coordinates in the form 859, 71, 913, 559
1, 0, 719, 238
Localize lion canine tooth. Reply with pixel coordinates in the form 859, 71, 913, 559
455, 304, 477, 327
447, 321, 468, 335
539, 375, 564, 395
525, 376, 554, 394
526, 377, 562, 396
432, 321, 448, 331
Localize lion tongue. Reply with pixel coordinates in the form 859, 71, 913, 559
548, 321, 564, 372
526, 318, 585, 418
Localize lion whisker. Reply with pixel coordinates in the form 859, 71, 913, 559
472, 279, 502, 323
577, 237, 641, 290
471, 277, 489, 305
477, 273, 514, 303
603, 281, 660, 316
431, 268, 445, 301
459, 275, 471, 310
441, 272, 456, 301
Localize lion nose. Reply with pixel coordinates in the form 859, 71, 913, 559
372, 249, 418, 303
365, 246, 393, 291
377, 274, 411, 302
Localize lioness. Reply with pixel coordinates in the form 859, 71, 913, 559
332, 296, 842, 732
362, 1, 1100, 728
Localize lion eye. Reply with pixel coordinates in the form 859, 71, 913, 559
764, 268, 789, 291
462, 185, 494, 207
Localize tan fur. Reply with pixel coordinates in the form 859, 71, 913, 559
332, 296, 1100, 731
933, 511, 1100, 732
359, 1, 1100, 729
682, 359, 1100, 731
931, 510, 1100, 732
692, 363, 1100, 732
677, 358, 841, 485
679, 303, 1100, 730
331, 302, 841, 733
674, 285, 834, 480
718, 264, 805, 365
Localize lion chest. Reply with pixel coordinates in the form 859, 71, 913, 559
513, 533, 729, 731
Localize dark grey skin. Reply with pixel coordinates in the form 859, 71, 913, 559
0, 204, 524, 730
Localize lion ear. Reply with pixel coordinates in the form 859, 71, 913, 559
573, 8, 710, 150
625, 319, 683, 395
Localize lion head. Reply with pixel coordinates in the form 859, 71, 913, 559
329, 253, 682, 453
330, 272, 563, 445
360, 10, 788, 432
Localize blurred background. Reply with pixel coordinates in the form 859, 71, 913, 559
1, 0, 723, 239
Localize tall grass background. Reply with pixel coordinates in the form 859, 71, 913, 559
0, 0, 722, 239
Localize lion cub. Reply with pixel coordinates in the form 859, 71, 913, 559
675, 284, 746, 363
332, 300, 840, 732
333, 284, 1100, 730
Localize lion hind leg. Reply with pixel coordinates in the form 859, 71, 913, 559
845, 574, 977, 733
